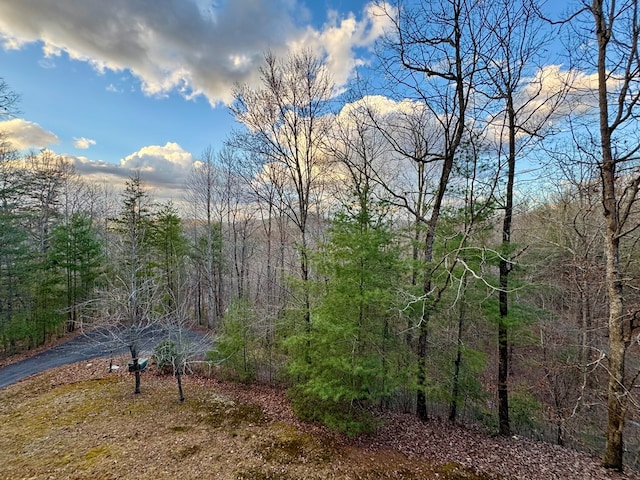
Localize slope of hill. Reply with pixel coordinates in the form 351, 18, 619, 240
0, 358, 635, 480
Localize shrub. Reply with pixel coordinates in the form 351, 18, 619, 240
153, 340, 177, 374
288, 386, 378, 437
207, 299, 258, 383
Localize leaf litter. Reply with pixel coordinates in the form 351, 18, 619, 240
0, 358, 636, 480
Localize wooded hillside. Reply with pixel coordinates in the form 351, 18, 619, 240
2, 0, 640, 472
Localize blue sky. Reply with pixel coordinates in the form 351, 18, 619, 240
0, 0, 386, 198
0, 0, 580, 202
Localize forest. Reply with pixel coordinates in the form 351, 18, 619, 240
1, 0, 640, 473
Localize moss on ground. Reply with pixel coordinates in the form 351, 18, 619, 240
0, 366, 496, 480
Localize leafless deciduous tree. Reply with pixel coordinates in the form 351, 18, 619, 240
0, 78, 19, 119
479, 0, 565, 436
89, 174, 160, 394
376, 0, 484, 421
230, 50, 334, 338
185, 146, 225, 329
158, 272, 212, 403
560, 0, 640, 470
589, 0, 640, 470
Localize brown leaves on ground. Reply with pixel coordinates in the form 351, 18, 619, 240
0, 358, 636, 480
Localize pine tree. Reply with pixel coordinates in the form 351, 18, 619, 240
288, 203, 408, 435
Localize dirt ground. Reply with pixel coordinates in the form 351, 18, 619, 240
0, 357, 635, 480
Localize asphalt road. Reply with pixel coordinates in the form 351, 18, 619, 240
0, 327, 212, 390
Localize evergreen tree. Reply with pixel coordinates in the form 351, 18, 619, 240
0, 145, 35, 351
150, 201, 189, 312
49, 213, 104, 332
288, 203, 408, 435
0, 207, 32, 353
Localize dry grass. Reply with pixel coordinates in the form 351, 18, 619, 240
0, 358, 485, 480
2, 356, 636, 480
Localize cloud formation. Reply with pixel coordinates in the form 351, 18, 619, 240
73, 136, 96, 149
0, 118, 58, 150
68, 142, 196, 203
291, 3, 393, 89
119, 142, 194, 185
0, 0, 391, 105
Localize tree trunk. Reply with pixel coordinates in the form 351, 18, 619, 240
497, 90, 517, 437
134, 368, 141, 395
300, 229, 312, 365
602, 203, 626, 470
579, 270, 592, 388
602, 201, 627, 471
416, 320, 429, 421
593, 0, 628, 469
176, 370, 185, 403
130, 345, 141, 395
497, 310, 510, 435
449, 280, 467, 423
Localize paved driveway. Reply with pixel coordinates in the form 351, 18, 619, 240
0, 327, 212, 390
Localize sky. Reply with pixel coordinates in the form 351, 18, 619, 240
0, 0, 581, 204
0, 0, 390, 200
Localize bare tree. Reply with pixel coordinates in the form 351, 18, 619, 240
185, 146, 222, 329
561, 0, 640, 470
376, 0, 484, 421
525, 169, 607, 447
155, 266, 212, 403
0, 77, 19, 119
231, 145, 298, 319
230, 148, 297, 382
22, 150, 69, 254
592, 0, 640, 470
479, 0, 564, 436
90, 174, 160, 394
216, 147, 258, 302
230, 50, 334, 340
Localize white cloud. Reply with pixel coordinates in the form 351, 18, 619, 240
338, 95, 420, 120
0, 118, 58, 149
73, 136, 96, 149
75, 141, 193, 190
119, 142, 194, 184
0, 0, 391, 105
289, 3, 394, 89
68, 142, 196, 205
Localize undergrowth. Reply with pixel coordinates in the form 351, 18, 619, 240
0, 364, 503, 479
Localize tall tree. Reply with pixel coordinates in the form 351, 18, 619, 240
150, 205, 205, 403
230, 50, 334, 352
377, 0, 484, 421
185, 147, 223, 328
586, 0, 640, 470
48, 213, 103, 332
480, 0, 563, 435
0, 140, 30, 352
98, 174, 158, 394
150, 201, 189, 313
12, 151, 75, 345
217, 148, 257, 302
232, 148, 293, 382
